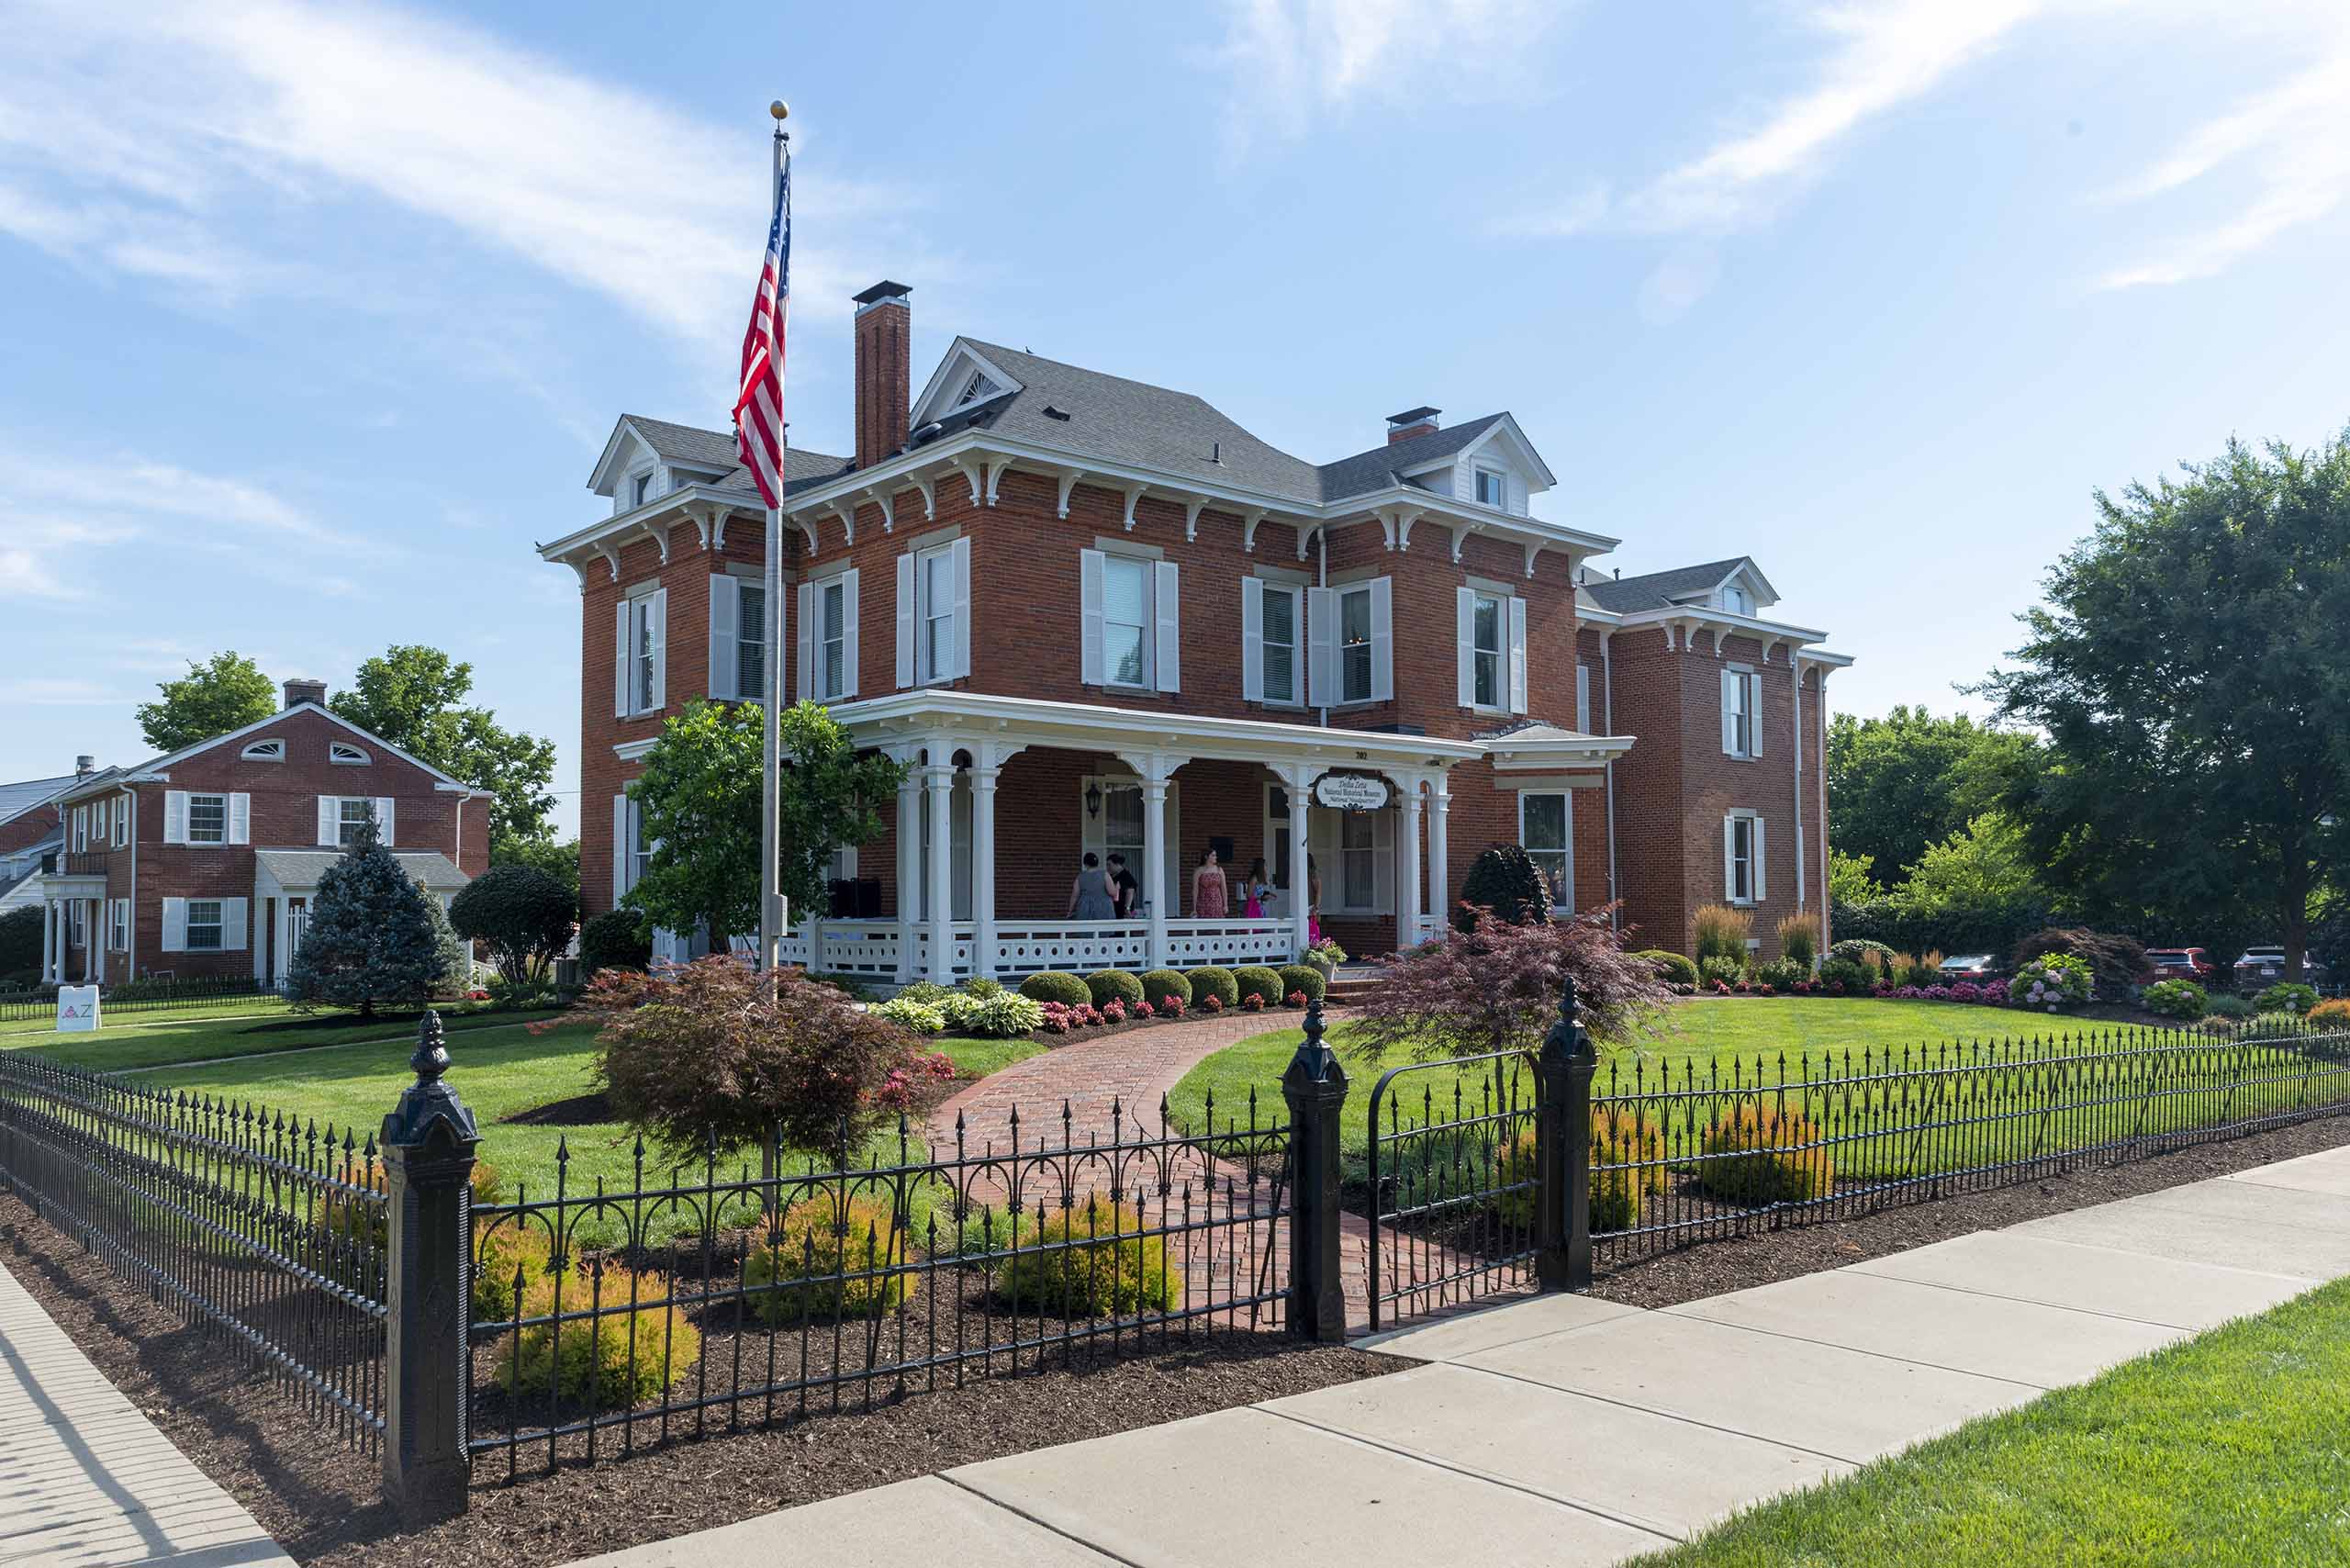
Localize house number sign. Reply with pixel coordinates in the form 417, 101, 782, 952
1312, 774, 1391, 812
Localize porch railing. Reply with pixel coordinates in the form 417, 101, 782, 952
781, 917, 1297, 980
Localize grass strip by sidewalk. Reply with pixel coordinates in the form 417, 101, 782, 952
1628, 1275, 2350, 1568
3, 1006, 560, 1073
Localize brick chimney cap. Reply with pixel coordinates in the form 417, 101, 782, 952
852, 280, 912, 306
1386, 405, 1440, 426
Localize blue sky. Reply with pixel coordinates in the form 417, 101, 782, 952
5, 0, 2346, 840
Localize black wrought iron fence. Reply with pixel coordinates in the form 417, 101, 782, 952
1363, 1049, 1543, 1330
0, 974, 291, 1025
1591, 1020, 2350, 1266
0, 1048, 388, 1451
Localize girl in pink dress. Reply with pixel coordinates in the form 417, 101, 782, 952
1191, 847, 1228, 918
1242, 857, 1269, 919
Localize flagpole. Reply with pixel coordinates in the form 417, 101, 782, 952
759, 100, 789, 976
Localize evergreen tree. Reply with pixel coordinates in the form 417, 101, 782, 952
287, 812, 461, 1016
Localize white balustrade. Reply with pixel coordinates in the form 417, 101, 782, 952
1163, 919, 1298, 967
784, 916, 1293, 986
988, 922, 1149, 976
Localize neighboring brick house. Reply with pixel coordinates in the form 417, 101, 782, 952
34, 682, 490, 987
0, 771, 80, 919
537, 281, 1848, 982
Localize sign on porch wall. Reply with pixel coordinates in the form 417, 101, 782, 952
1312, 774, 1391, 812
56, 985, 99, 1033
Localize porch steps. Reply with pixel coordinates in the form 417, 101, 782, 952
1324, 968, 1384, 1005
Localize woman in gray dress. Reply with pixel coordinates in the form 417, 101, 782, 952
1069, 853, 1118, 920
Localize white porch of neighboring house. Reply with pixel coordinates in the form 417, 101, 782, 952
35, 873, 107, 985
252, 848, 472, 987
695, 690, 1490, 986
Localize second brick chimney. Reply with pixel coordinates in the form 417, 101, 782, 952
853, 280, 912, 469
1385, 406, 1440, 444
283, 678, 328, 711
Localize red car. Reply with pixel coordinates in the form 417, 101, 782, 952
2143, 947, 2217, 982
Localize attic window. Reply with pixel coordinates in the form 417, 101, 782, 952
631, 471, 654, 507
955, 371, 1002, 408
330, 743, 371, 766
1724, 584, 1752, 616
241, 740, 285, 762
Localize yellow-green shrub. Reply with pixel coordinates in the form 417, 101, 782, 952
1695, 1100, 1834, 1205
1494, 1108, 1664, 1232
740, 1196, 916, 1325
496, 1265, 699, 1408
472, 1218, 555, 1324
310, 1160, 502, 1258
2309, 998, 2350, 1030
997, 1200, 1181, 1316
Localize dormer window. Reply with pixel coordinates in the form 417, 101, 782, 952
955, 371, 1001, 407
631, 470, 654, 508
241, 739, 285, 762
1474, 467, 1507, 509
1724, 583, 1752, 616
330, 742, 371, 766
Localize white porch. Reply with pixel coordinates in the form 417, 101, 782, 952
36, 874, 106, 986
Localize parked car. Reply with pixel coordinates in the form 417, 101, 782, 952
2143, 947, 2217, 982
2232, 946, 2330, 988
1938, 954, 2000, 981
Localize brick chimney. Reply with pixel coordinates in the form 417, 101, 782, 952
283, 678, 328, 710
1385, 406, 1440, 444
853, 280, 912, 469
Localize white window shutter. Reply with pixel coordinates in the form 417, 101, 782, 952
708, 574, 738, 700
317, 796, 336, 846
951, 536, 973, 679
1576, 665, 1593, 733
795, 580, 814, 701
614, 599, 630, 717
161, 898, 185, 953
1373, 805, 1395, 914
1080, 548, 1105, 687
842, 569, 861, 697
164, 790, 188, 846
1307, 586, 1337, 707
893, 553, 915, 686
1747, 672, 1762, 758
611, 794, 630, 905
1753, 816, 1767, 902
376, 798, 396, 846
1154, 560, 1181, 693
228, 792, 250, 846
1721, 668, 1740, 756
1506, 596, 1528, 716
1241, 577, 1265, 702
1370, 577, 1393, 702
221, 898, 248, 952
1724, 815, 1739, 902
648, 589, 666, 710
1455, 588, 1476, 708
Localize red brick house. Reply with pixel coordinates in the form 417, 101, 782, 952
35, 681, 490, 987
538, 281, 1847, 983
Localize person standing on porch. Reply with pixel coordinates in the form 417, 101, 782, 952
1243, 857, 1270, 919
1070, 853, 1117, 920
1105, 852, 1141, 920
1192, 848, 1228, 918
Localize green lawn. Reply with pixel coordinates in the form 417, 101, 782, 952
1628, 1277, 2350, 1568
0, 991, 303, 1036
4, 1005, 558, 1074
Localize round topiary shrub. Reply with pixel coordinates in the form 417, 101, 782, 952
2255, 981, 2319, 1017
997, 1199, 1181, 1316
1020, 971, 1091, 1008
1495, 1108, 1664, 1232
1455, 844, 1553, 930
1695, 1100, 1834, 1206
1085, 969, 1146, 1011
1185, 966, 1238, 1009
2141, 979, 2208, 1021
1278, 963, 1325, 1002
578, 908, 651, 974
1234, 966, 1284, 1008
449, 864, 578, 985
1637, 949, 1699, 987
742, 1196, 916, 1324
1139, 969, 1193, 1009
495, 1265, 700, 1407
2204, 993, 2255, 1021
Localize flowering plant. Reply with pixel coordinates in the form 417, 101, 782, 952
1157, 993, 1186, 1018
2014, 954, 2092, 1012
874, 1051, 960, 1112
1243, 993, 1265, 1012
467, 988, 491, 1002
1203, 992, 1224, 1013
1101, 999, 1127, 1023
1755, 982, 1774, 996
1284, 990, 1308, 1008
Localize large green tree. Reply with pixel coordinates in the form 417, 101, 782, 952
1889, 812, 2043, 919
287, 813, 465, 1016
1982, 432, 2350, 980
622, 699, 903, 946
329, 644, 558, 858
136, 651, 278, 752
1825, 707, 2037, 879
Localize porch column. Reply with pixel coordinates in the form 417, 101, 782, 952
1398, 777, 1425, 948
1117, 750, 1183, 970
925, 758, 956, 984
1277, 763, 1314, 959
894, 763, 922, 983
1427, 776, 1451, 937
84, 902, 98, 982
969, 747, 1002, 982
39, 899, 56, 984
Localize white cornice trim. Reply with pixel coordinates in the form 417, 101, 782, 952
537, 484, 763, 566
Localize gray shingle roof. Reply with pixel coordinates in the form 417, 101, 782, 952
1582, 558, 1751, 613
620, 415, 745, 472
0, 773, 81, 824
1315, 414, 1509, 505
713, 446, 856, 498
253, 848, 471, 892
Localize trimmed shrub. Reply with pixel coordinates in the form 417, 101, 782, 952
742, 1197, 915, 1323
958, 992, 1044, 1038
1818, 957, 1868, 991
1757, 958, 1807, 991
2197, 1014, 2243, 1038
1139, 969, 1193, 1009
2014, 954, 2093, 1011
1695, 1100, 1834, 1205
1495, 1108, 1664, 1232
1637, 949, 1699, 987
1278, 963, 1326, 1002
2141, 979, 2209, 1021
2204, 993, 2255, 1020
2309, 998, 2350, 1029
996, 1199, 1181, 1316
474, 1219, 555, 1324
1085, 969, 1147, 1011
578, 908, 651, 975
2255, 981, 2320, 1017
1020, 971, 1092, 1008
1775, 911, 1821, 969
875, 996, 947, 1035
1693, 904, 1752, 963
1826, 938, 1898, 969
1697, 955, 1747, 990
496, 1266, 699, 1407
0, 907, 44, 979
1235, 966, 1285, 1008
449, 864, 577, 984
2011, 927, 2147, 1000
1457, 843, 1555, 929
1185, 966, 1238, 1009
962, 976, 1004, 1000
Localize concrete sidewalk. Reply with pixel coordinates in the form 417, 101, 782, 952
0, 1257, 294, 1568
566, 1147, 2350, 1568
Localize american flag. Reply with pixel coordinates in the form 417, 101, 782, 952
733, 147, 790, 508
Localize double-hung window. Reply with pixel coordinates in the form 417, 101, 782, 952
186, 793, 228, 845
735, 583, 766, 700
185, 900, 224, 951
1725, 812, 1764, 905
1472, 593, 1505, 709
617, 586, 666, 718
1260, 583, 1300, 704
630, 470, 653, 508
1520, 791, 1570, 913
1723, 584, 1752, 616
1474, 467, 1507, 509
920, 544, 956, 683
337, 798, 374, 847
108, 899, 129, 952
1338, 585, 1374, 704
1339, 812, 1376, 910
818, 578, 847, 698
1102, 554, 1152, 689
1722, 667, 1759, 759
628, 800, 653, 891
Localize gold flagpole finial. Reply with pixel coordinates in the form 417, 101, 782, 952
769, 99, 789, 121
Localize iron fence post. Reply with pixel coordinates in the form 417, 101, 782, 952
379, 1010, 479, 1520
1536, 977, 1598, 1292
1282, 995, 1350, 1341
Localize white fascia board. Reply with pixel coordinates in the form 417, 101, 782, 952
909, 341, 1025, 430
1729, 557, 1781, 606
538, 483, 763, 565
1451, 414, 1557, 491
1337, 485, 1619, 555
1486, 733, 1637, 769
1796, 648, 1855, 669
111, 704, 476, 793
1615, 605, 1829, 644
1573, 594, 1625, 625
49, 767, 133, 807
586, 418, 661, 497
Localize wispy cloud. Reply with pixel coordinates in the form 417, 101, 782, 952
1213, 0, 1562, 138
0, 0, 934, 346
